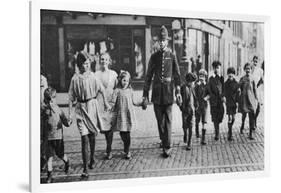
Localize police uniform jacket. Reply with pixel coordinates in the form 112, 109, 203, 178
143, 48, 181, 105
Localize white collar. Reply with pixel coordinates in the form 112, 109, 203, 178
211, 73, 221, 78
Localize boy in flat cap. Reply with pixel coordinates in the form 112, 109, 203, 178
194, 69, 208, 145
178, 72, 197, 150
206, 61, 225, 141
142, 25, 182, 158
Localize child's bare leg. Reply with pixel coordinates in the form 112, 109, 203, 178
201, 123, 206, 145
228, 114, 235, 141
46, 156, 53, 183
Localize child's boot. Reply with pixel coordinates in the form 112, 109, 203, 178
88, 159, 95, 169
227, 123, 233, 141
201, 129, 207, 145
248, 128, 255, 140
183, 129, 187, 143
46, 171, 53, 183
64, 160, 70, 174
195, 123, 200, 138
214, 123, 220, 141
186, 129, 192, 151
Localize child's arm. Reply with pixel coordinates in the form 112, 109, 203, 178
252, 80, 258, 100
60, 109, 72, 127
131, 89, 143, 107
68, 78, 75, 119
97, 79, 110, 111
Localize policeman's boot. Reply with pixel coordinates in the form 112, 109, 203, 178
195, 123, 200, 138
227, 123, 233, 141
201, 129, 207, 145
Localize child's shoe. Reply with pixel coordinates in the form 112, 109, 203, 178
227, 137, 234, 141
186, 146, 191, 151
81, 171, 89, 179
105, 152, 112, 160
125, 152, 131, 160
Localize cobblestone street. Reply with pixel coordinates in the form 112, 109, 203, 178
41, 96, 264, 183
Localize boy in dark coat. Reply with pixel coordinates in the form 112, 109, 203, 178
207, 61, 225, 141
224, 67, 240, 141
194, 69, 208, 145
41, 87, 72, 183
178, 72, 197, 151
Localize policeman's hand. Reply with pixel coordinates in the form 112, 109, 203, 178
142, 97, 148, 110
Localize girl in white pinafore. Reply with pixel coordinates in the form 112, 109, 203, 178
95, 53, 118, 160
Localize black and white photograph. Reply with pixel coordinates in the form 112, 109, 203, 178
38, 9, 266, 184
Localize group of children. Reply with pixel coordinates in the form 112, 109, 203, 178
41, 59, 142, 182
41, 55, 261, 183
178, 61, 259, 151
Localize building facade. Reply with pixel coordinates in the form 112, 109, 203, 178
41, 10, 264, 92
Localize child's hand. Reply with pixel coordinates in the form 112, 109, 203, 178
176, 94, 182, 106
142, 97, 148, 110
222, 97, 226, 103
67, 119, 73, 126
104, 102, 110, 112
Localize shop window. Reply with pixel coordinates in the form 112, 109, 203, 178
65, 25, 146, 87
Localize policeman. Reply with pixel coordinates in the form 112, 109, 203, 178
142, 25, 182, 158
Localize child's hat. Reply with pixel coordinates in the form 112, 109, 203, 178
198, 69, 207, 77
185, 72, 197, 82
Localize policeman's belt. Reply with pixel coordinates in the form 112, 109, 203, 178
158, 77, 172, 83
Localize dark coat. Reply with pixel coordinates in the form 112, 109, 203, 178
143, 48, 181, 105
224, 78, 239, 108
207, 75, 225, 107
194, 81, 208, 111
180, 84, 198, 114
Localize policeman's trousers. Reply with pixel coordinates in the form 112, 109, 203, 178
153, 104, 173, 150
